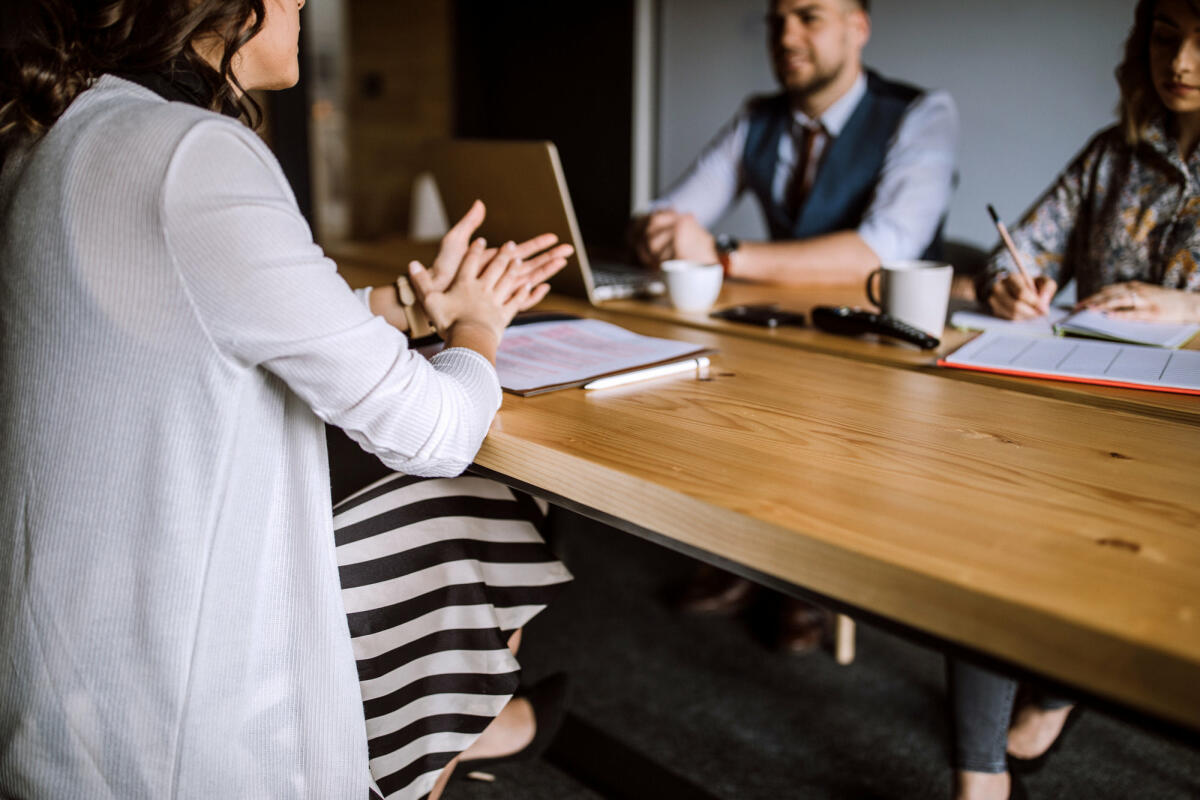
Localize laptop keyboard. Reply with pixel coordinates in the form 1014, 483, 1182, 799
593, 269, 643, 287
591, 262, 665, 300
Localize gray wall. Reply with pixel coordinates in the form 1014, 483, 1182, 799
655, 0, 1136, 251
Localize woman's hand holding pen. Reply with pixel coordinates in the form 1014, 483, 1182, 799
985, 205, 1057, 320
988, 272, 1058, 320
1076, 280, 1200, 323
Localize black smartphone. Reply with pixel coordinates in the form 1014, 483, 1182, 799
710, 304, 806, 328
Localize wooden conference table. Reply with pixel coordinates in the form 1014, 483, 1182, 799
332, 253, 1200, 736
604, 279, 1200, 426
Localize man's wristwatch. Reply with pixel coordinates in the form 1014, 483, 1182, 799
715, 234, 740, 275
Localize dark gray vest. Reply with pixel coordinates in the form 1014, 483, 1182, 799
741, 70, 943, 260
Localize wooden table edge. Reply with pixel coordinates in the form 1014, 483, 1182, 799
474, 431, 1200, 734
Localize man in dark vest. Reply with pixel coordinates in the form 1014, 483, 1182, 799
634, 0, 958, 652
633, 0, 957, 284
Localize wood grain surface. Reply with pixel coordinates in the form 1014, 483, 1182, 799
331, 251, 1200, 728
478, 306, 1200, 730
602, 282, 1200, 424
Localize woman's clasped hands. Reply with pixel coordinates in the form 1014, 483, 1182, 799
410, 200, 574, 353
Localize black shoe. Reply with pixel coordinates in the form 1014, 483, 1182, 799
674, 566, 757, 615
1007, 707, 1081, 776
776, 599, 833, 655
460, 672, 573, 774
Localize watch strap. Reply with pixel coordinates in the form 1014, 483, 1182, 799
395, 275, 436, 338
715, 234, 740, 275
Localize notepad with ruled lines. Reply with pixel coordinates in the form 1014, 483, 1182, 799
938, 330, 1200, 395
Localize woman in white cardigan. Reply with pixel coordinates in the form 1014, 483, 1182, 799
0, 1, 572, 797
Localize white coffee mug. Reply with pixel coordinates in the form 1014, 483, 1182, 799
865, 260, 954, 337
661, 260, 724, 312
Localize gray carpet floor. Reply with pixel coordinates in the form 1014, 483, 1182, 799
445, 511, 1200, 799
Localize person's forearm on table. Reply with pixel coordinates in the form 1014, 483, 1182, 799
728, 231, 880, 284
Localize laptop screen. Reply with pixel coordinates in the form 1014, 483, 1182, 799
428, 139, 600, 302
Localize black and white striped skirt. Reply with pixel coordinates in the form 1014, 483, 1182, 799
333, 473, 572, 800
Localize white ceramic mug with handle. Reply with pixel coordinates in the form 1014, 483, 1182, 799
865, 260, 954, 337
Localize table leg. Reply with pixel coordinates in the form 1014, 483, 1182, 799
835, 614, 857, 665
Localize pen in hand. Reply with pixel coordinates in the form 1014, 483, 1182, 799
987, 205, 1036, 290
987, 204, 1049, 315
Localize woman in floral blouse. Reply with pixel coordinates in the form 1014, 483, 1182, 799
979, 0, 1200, 326
956, 2, 1200, 799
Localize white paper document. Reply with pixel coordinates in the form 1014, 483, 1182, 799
939, 330, 1200, 394
1052, 309, 1200, 349
949, 307, 1070, 336
950, 307, 1199, 348
422, 318, 712, 395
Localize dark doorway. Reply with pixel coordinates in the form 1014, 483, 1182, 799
265, 61, 313, 226
452, 2, 635, 258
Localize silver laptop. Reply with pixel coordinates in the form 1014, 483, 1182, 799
427, 140, 663, 303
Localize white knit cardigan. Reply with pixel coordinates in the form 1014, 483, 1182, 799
0, 75, 502, 798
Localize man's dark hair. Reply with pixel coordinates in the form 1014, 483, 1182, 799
769, 0, 870, 12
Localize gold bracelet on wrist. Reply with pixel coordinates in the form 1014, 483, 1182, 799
394, 275, 436, 338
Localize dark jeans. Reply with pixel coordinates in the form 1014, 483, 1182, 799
947, 658, 1073, 773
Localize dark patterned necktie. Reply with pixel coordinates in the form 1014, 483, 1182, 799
786, 121, 825, 219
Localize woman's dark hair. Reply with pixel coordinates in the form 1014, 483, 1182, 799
1118, 0, 1161, 144
1116, 0, 1200, 144
0, 0, 265, 154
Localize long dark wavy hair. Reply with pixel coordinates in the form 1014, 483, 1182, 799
0, 0, 265, 156
1116, 0, 1200, 144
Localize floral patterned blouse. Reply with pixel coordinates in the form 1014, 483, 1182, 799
978, 116, 1200, 302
